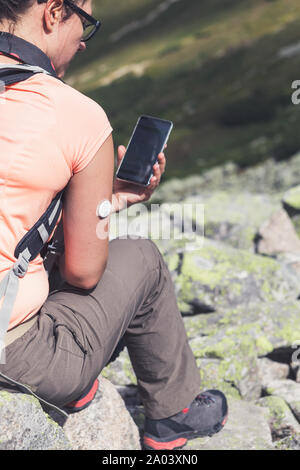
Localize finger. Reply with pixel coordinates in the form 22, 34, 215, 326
147, 174, 159, 190
152, 162, 162, 183
157, 153, 166, 174
153, 161, 160, 174
117, 145, 126, 165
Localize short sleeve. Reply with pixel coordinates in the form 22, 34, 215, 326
55, 83, 113, 175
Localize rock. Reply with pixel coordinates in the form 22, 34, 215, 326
135, 190, 282, 252
109, 204, 180, 241
189, 332, 261, 401
116, 386, 145, 430
291, 342, 300, 378
183, 300, 300, 401
0, 378, 141, 451
168, 237, 300, 314
275, 252, 300, 282
283, 185, 300, 212
257, 358, 290, 388
187, 191, 281, 251
0, 392, 71, 450
192, 358, 241, 400
256, 209, 300, 256
186, 301, 300, 352
274, 433, 300, 450
265, 379, 300, 422
150, 152, 300, 202
281, 186, 300, 242
184, 398, 273, 450
292, 215, 300, 238
257, 396, 300, 444
52, 377, 141, 450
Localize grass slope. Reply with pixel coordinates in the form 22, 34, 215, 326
65, 0, 300, 180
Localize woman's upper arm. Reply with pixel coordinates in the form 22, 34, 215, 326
59, 133, 114, 289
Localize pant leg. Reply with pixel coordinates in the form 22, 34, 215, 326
0, 238, 201, 419
121, 239, 202, 419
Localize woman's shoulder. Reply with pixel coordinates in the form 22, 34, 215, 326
26, 73, 107, 118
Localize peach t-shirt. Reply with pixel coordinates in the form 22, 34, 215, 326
0, 72, 113, 330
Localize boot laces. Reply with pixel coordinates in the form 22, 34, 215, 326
195, 393, 215, 407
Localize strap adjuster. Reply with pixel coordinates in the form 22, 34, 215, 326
12, 249, 31, 278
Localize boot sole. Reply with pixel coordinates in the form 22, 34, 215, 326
143, 414, 228, 450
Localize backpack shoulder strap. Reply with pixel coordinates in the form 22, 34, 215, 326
14, 189, 64, 262
0, 63, 52, 86
0, 189, 65, 349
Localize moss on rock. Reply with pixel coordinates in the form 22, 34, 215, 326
174, 238, 299, 313
283, 185, 300, 211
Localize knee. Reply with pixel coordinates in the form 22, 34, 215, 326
110, 237, 162, 272
134, 238, 162, 269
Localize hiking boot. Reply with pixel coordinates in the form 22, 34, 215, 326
64, 378, 99, 413
143, 389, 228, 450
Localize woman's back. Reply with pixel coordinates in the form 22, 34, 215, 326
0, 71, 112, 329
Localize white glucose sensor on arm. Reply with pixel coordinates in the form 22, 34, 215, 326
96, 199, 112, 219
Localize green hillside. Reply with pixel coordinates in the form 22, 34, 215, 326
66, 0, 300, 179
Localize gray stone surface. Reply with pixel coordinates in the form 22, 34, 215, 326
0, 392, 71, 450
155, 237, 300, 315
256, 209, 300, 256
257, 358, 289, 389
257, 395, 300, 446
150, 152, 300, 202
265, 380, 300, 422
50, 377, 141, 450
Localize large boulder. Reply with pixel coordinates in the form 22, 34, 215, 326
256, 209, 300, 256
51, 377, 141, 450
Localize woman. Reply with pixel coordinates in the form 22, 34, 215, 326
0, 0, 227, 450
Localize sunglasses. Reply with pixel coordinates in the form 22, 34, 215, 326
37, 0, 101, 42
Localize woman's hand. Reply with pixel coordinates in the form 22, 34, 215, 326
112, 145, 167, 212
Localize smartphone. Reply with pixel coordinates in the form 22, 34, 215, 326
116, 115, 173, 186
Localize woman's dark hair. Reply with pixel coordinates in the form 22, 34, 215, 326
0, 0, 87, 31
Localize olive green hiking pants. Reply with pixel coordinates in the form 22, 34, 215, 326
0, 238, 201, 419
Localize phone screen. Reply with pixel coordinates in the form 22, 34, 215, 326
116, 115, 173, 186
